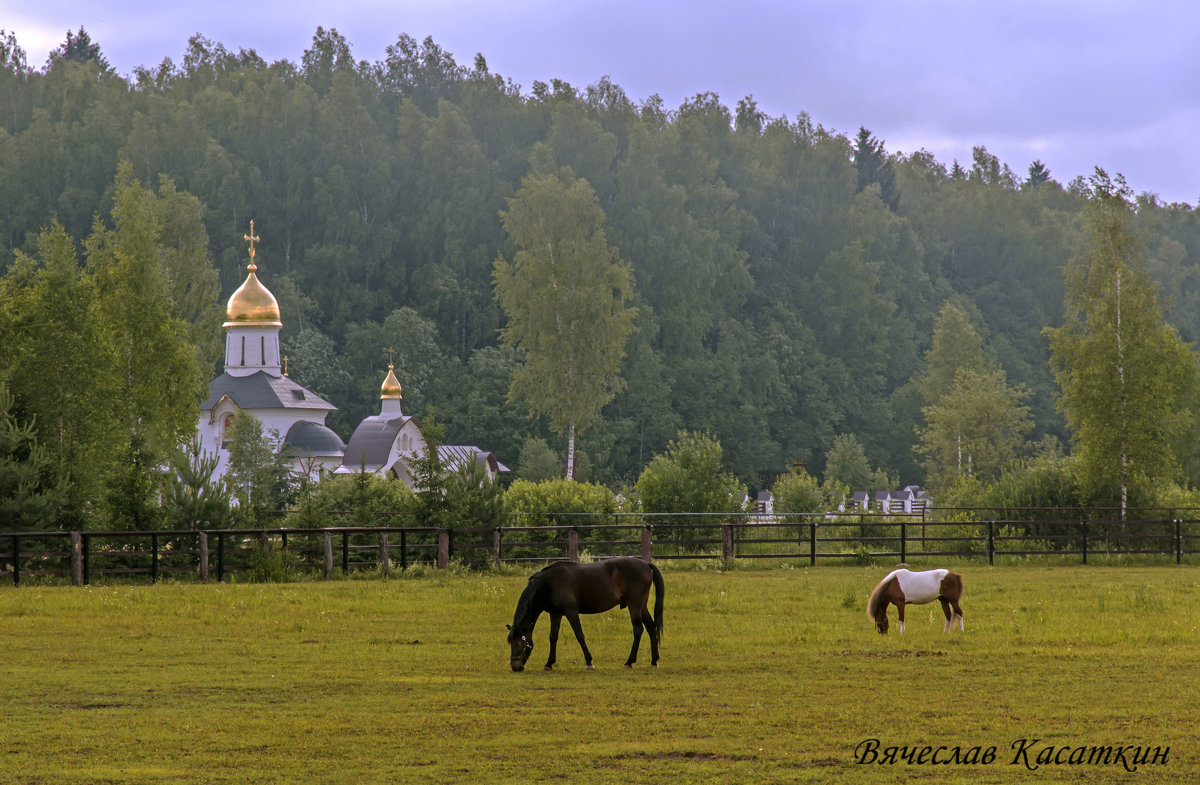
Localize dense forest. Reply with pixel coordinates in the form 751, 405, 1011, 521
5, 26, 1200, 506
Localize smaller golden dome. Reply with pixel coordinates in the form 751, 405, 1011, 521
381, 363, 403, 400
224, 264, 282, 327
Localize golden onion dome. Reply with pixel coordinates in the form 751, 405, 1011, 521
224, 221, 282, 327
381, 363, 403, 400
224, 264, 282, 326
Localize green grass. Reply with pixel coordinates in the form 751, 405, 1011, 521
1, 563, 1197, 783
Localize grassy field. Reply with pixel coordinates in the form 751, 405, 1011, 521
1, 561, 1197, 784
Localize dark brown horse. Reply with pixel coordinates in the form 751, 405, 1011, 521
867, 568, 964, 635
507, 557, 664, 671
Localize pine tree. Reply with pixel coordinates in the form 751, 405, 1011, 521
853, 127, 899, 210
0, 220, 112, 528
0, 384, 70, 532
46, 27, 111, 72
406, 412, 450, 529
164, 436, 231, 529
1025, 160, 1051, 189
225, 412, 295, 525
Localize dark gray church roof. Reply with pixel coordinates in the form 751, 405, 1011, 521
283, 420, 346, 456
340, 415, 413, 472
439, 445, 510, 474
201, 371, 336, 412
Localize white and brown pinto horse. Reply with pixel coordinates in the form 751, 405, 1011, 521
867, 568, 964, 635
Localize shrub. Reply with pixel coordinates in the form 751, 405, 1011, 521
290, 472, 416, 528
504, 478, 618, 557
633, 431, 747, 546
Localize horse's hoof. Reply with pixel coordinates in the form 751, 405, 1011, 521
624, 663, 633, 669
543, 665, 553, 671
586, 664, 595, 671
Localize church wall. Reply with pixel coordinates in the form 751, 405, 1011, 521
224, 327, 281, 377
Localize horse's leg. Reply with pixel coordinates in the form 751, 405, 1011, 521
645, 607, 660, 666
544, 614, 561, 670
952, 599, 964, 631
939, 597, 953, 633
565, 612, 595, 669
896, 602, 906, 635
624, 605, 644, 668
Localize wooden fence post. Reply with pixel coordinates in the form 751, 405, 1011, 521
721, 524, 733, 563
437, 531, 450, 569
568, 528, 579, 562
640, 526, 653, 562
323, 532, 334, 579
199, 532, 210, 582
378, 531, 390, 574
492, 528, 502, 567
70, 532, 82, 587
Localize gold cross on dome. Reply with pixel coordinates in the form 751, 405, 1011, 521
386, 347, 396, 368
244, 220, 261, 267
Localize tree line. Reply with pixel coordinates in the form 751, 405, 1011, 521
4, 26, 1200, 533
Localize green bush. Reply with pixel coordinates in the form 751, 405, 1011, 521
503, 478, 619, 557
633, 431, 747, 546
247, 539, 302, 582
771, 468, 824, 514
290, 472, 416, 528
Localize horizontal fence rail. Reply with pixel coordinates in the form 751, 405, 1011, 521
2, 511, 1199, 586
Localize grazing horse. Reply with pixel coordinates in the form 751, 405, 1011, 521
867, 568, 964, 635
507, 557, 664, 672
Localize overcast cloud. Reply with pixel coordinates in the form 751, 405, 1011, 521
6, 0, 1199, 205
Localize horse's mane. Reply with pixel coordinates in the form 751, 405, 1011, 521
512, 573, 545, 628
866, 572, 897, 621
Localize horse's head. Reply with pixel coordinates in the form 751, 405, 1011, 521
507, 575, 542, 671
506, 623, 534, 671
875, 617, 889, 634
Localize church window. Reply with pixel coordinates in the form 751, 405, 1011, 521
221, 413, 235, 448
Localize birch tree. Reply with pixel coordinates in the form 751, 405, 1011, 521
915, 302, 1031, 488
916, 367, 1033, 488
1045, 170, 1198, 513
493, 171, 636, 480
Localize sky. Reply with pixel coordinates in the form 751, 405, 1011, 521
5, 0, 1200, 206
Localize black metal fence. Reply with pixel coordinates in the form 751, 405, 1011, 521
3, 510, 1199, 586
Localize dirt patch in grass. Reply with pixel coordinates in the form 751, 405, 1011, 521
55, 701, 129, 710
611, 751, 754, 762
828, 649, 945, 658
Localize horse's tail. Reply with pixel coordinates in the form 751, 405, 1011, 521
650, 561, 665, 641
866, 574, 891, 621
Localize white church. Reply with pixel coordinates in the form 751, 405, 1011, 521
197, 225, 507, 486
